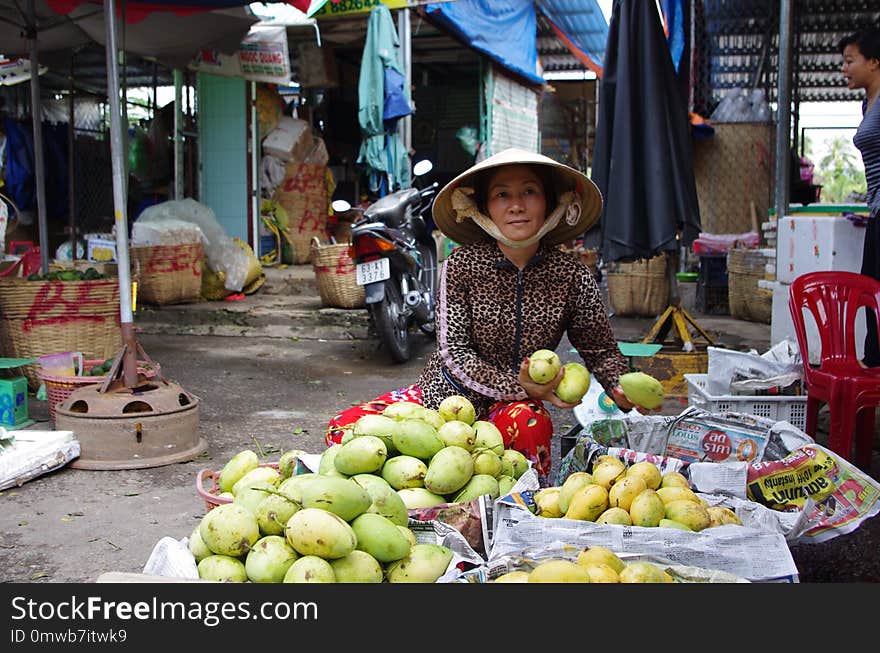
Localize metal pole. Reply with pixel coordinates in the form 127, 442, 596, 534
27, 0, 49, 273
68, 56, 76, 261
397, 8, 412, 169
174, 68, 183, 200
250, 80, 259, 250
104, 0, 138, 387
774, 0, 793, 223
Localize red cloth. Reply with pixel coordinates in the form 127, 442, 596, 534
485, 399, 553, 482
325, 387, 554, 483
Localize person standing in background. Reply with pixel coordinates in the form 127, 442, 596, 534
840, 28, 880, 366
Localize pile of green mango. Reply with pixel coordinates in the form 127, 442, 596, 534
85, 358, 115, 376
27, 267, 107, 281
189, 396, 531, 583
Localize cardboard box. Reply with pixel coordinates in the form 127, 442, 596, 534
262, 116, 313, 162
87, 237, 118, 263
775, 215, 865, 284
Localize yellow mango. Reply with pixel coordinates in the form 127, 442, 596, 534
528, 559, 591, 583
625, 461, 662, 490
608, 475, 647, 512
629, 488, 665, 527
576, 545, 625, 574
564, 484, 609, 522
557, 472, 593, 514
706, 505, 743, 527
656, 486, 701, 506
664, 499, 711, 532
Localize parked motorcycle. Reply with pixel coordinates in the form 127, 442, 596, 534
332, 160, 439, 363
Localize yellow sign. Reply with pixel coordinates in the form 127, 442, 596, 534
312, 0, 408, 19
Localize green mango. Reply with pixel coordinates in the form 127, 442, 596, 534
300, 476, 371, 522
385, 544, 453, 583
350, 513, 412, 563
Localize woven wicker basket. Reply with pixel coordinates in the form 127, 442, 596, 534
0, 277, 122, 389
727, 248, 772, 324
606, 253, 670, 317
310, 238, 365, 309
130, 242, 203, 305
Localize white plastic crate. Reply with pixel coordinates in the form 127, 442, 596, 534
684, 374, 808, 432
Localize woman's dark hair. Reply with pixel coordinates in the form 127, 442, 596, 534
838, 28, 880, 60
472, 164, 559, 215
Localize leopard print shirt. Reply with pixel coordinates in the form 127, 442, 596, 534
418, 239, 630, 417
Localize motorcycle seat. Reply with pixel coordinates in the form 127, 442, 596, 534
365, 188, 421, 227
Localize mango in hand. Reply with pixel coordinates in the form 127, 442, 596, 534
618, 371, 665, 410
527, 349, 562, 384
554, 362, 591, 403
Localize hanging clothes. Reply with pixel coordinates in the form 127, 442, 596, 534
357, 4, 412, 195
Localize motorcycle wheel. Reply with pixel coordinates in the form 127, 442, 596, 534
369, 279, 411, 363
416, 241, 438, 338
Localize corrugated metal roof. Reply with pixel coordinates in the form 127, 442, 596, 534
536, 0, 880, 104
536, 0, 609, 72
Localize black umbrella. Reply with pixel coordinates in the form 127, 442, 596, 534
589, 0, 701, 264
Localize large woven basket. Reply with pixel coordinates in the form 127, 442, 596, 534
0, 277, 122, 389
130, 242, 203, 305
310, 238, 365, 309
606, 253, 670, 317
727, 248, 772, 324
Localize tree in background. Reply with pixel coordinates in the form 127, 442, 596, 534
812, 135, 868, 203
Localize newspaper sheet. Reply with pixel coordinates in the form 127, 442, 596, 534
0, 429, 81, 491
491, 469, 798, 582
454, 542, 750, 583
557, 412, 878, 545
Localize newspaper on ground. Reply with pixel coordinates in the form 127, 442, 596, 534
0, 429, 81, 491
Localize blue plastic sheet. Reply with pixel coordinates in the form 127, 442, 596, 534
425, 0, 544, 85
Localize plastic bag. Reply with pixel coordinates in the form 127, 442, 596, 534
455, 126, 479, 157
136, 199, 250, 291
707, 344, 803, 396
131, 218, 204, 247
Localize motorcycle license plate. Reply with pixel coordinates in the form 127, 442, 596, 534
356, 258, 390, 285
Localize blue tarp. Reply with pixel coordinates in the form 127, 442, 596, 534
425, 0, 544, 85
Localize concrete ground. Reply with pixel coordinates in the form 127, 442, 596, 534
0, 264, 877, 583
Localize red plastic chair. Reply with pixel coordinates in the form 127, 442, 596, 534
789, 271, 880, 470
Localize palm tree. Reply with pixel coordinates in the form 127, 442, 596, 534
813, 135, 867, 203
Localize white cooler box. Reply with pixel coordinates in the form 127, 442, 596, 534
775, 210, 867, 284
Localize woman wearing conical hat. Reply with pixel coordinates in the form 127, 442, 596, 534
326, 148, 643, 484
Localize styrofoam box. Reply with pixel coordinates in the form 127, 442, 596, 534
684, 373, 808, 432
762, 278, 865, 366
262, 116, 312, 162
775, 215, 865, 284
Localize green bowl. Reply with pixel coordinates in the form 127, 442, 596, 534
676, 272, 698, 282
